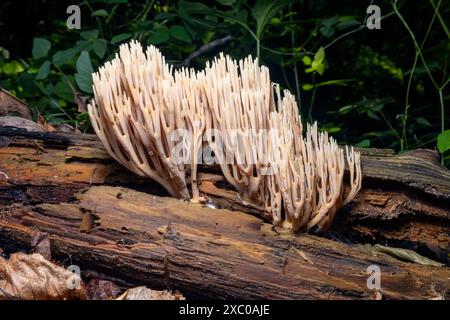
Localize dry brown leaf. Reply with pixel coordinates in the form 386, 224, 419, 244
75, 92, 88, 113
37, 115, 56, 132
116, 286, 185, 300
0, 253, 86, 300
0, 89, 32, 120
54, 124, 75, 133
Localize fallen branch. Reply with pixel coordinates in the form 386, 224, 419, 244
174, 35, 233, 68
0, 126, 449, 299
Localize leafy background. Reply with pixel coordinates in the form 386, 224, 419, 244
0, 0, 449, 165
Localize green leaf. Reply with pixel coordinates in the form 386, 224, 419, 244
111, 33, 132, 44
437, 130, 450, 154
36, 60, 51, 80
338, 105, 354, 114
32, 38, 51, 59
92, 9, 108, 17
37, 96, 49, 113
93, 39, 107, 59
367, 110, 381, 121
302, 84, 314, 91
355, 139, 371, 148
319, 26, 335, 38
81, 29, 100, 41
53, 78, 75, 102
170, 25, 191, 43
302, 56, 311, 66
321, 16, 339, 27
336, 19, 360, 30
415, 117, 431, 127
202, 31, 215, 44
315, 63, 325, 75
314, 79, 354, 88
2, 60, 24, 75
312, 47, 325, 67
74, 51, 93, 94
59, 99, 67, 107
326, 127, 341, 134
216, 0, 236, 5
311, 47, 326, 75
251, 0, 289, 39
149, 28, 170, 45
0, 46, 10, 59
53, 48, 79, 65
177, 1, 211, 14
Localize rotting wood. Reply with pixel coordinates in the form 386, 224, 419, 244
0, 185, 449, 299
0, 126, 449, 299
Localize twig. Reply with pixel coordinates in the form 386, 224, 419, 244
174, 35, 233, 68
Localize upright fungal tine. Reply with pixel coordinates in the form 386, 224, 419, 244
88, 40, 362, 232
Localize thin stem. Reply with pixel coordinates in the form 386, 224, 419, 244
380, 110, 402, 143
428, 0, 450, 39
393, 0, 439, 88
308, 74, 317, 122
323, 8, 396, 50
289, 5, 301, 109
256, 39, 260, 61
394, 0, 441, 150
439, 89, 445, 132
280, 61, 294, 93
260, 45, 311, 56
82, 0, 106, 40
402, 47, 421, 151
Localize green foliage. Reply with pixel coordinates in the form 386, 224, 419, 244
75, 51, 94, 94
0, 0, 448, 166
251, 0, 290, 40
32, 38, 51, 59
437, 130, 450, 154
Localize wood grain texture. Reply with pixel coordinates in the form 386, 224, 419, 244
0, 126, 449, 299
1, 186, 449, 300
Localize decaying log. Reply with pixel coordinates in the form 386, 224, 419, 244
0, 126, 449, 299
1, 185, 449, 299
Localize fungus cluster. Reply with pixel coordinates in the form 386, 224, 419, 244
88, 41, 362, 232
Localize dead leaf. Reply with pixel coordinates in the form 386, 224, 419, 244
54, 124, 75, 133
86, 279, 121, 300
75, 92, 88, 113
37, 115, 56, 132
30, 231, 51, 260
0, 89, 32, 120
0, 253, 86, 300
116, 286, 185, 300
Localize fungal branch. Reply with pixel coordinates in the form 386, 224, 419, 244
201, 54, 274, 202
88, 41, 190, 199
88, 40, 362, 232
